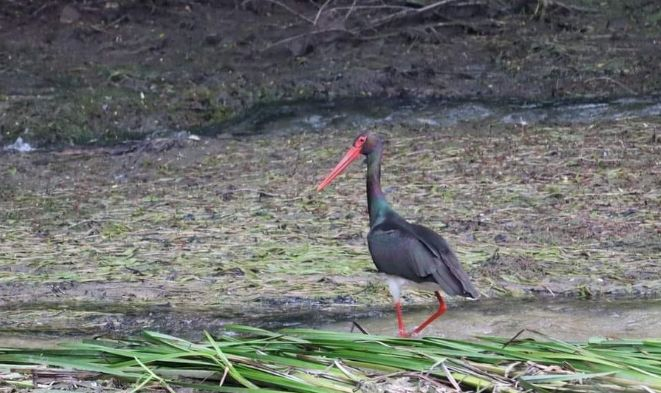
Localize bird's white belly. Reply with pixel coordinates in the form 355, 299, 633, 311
382, 274, 442, 301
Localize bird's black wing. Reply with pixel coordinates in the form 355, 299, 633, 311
408, 223, 480, 299
367, 212, 479, 299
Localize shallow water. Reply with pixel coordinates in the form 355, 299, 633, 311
2, 299, 658, 347
319, 298, 661, 340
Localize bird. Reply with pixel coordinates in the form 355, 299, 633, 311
317, 132, 479, 337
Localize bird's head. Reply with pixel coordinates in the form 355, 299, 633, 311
317, 132, 382, 191
352, 132, 382, 155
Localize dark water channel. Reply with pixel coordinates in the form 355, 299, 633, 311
202, 95, 661, 136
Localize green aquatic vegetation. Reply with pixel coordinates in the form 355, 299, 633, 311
0, 327, 660, 392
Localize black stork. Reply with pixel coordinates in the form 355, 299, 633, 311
317, 132, 479, 337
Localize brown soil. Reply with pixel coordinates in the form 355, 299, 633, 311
1, 0, 660, 146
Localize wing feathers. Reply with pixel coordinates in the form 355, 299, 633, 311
367, 213, 479, 299
409, 224, 480, 298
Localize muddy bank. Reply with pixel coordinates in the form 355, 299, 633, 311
1, 117, 660, 334
1, 0, 661, 146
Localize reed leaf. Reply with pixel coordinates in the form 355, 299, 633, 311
1, 327, 659, 392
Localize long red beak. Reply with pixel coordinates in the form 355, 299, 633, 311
317, 145, 362, 191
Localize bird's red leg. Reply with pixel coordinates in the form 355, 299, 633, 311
410, 291, 447, 336
394, 301, 409, 337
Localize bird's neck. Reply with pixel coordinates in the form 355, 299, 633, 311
366, 147, 390, 227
